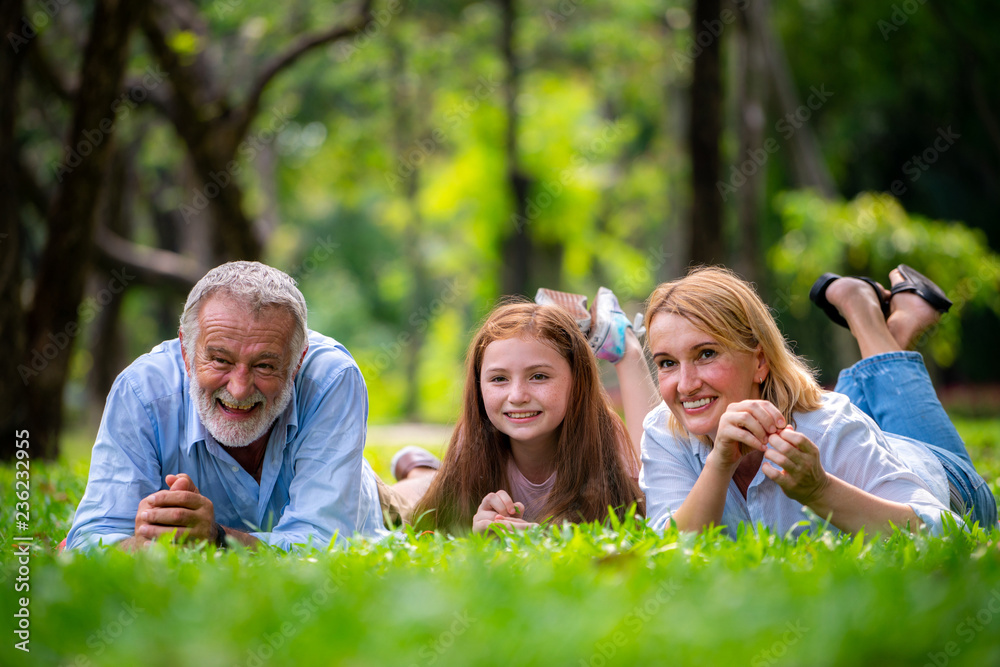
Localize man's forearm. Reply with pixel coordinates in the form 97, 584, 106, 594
116, 528, 260, 550
117, 536, 150, 552
220, 526, 261, 549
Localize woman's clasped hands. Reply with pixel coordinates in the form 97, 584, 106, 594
713, 399, 831, 505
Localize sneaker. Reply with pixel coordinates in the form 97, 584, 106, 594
390, 446, 442, 482
589, 287, 644, 364
534, 288, 592, 334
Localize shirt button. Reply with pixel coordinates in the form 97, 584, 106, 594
231, 466, 239, 472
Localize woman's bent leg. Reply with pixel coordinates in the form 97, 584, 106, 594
834, 351, 972, 465
924, 443, 998, 528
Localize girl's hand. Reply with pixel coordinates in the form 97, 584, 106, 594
472, 491, 532, 532
710, 399, 786, 470
760, 427, 830, 505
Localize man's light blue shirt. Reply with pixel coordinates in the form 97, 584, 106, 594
67, 331, 387, 550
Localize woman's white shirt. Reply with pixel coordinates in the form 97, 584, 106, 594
640, 392, 954, 538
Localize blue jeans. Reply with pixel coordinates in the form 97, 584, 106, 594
835, 351, 998, 529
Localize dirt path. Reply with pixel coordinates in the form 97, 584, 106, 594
367, 422, 453, 448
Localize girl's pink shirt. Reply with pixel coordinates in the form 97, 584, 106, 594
504, 449, 639, 523
505, 458, 556, 523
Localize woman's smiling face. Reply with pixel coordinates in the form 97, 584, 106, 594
648, 312, 767, 441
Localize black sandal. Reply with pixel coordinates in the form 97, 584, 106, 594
809, 273, 891, 329
890, 264, 953, 313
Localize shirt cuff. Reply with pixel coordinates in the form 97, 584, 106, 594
66, 531, 132, 550
909, 504, 962, 535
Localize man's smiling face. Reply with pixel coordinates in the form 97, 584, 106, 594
182, 295, 297, 448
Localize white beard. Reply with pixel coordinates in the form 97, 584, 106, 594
190, 376, 295, 448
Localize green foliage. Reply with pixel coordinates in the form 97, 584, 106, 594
25, 0, 1000, 437
3, 421, 999, 665
770, 190, 1000, 368
3, 502, 1000, 666
244, 0, 686, 422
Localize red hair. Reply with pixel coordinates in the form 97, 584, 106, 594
415, 300, 644, 532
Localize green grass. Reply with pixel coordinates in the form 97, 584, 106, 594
2, 420, 999, 666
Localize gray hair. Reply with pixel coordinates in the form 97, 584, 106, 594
179, 261, 309, 367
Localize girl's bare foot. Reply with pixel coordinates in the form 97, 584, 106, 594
886, 268, 941, 350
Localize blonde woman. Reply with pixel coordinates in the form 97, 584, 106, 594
640, 266, 996, 538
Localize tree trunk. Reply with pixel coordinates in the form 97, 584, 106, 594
89, 146, 133, 426
140, 0, 261, 264
141, 0, 374, 264
20, 0, 143, 459
753, 0, 834, 196
733, 3, 768, 283
498, 0, 536, 297
0, 0, 29, 460
687, 0, 725, 266
389, 37, 433, 421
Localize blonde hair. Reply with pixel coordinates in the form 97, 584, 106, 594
645, 266, 822, 429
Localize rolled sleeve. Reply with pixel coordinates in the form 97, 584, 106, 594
816, 412, 956, 534
254, 366, 386, 550
640, 405, 700, 531
66, 374, 164, 550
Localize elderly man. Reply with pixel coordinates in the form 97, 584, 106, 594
67, 261, 386, 550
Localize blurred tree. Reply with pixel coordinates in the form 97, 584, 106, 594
4, 0, 143, 459
687, 0, 723, 265
5, 0, 998, 456
139, 0, 374, 263
770, 190, 1000, 381
0, 0, 29, 454
2, 0, 379, 459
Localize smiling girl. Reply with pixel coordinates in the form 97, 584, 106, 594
413, 301, 647, 532
640, 266, 996, 538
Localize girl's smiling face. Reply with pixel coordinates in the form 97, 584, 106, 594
479, 335, 573, 452
648, 312, 767, 441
